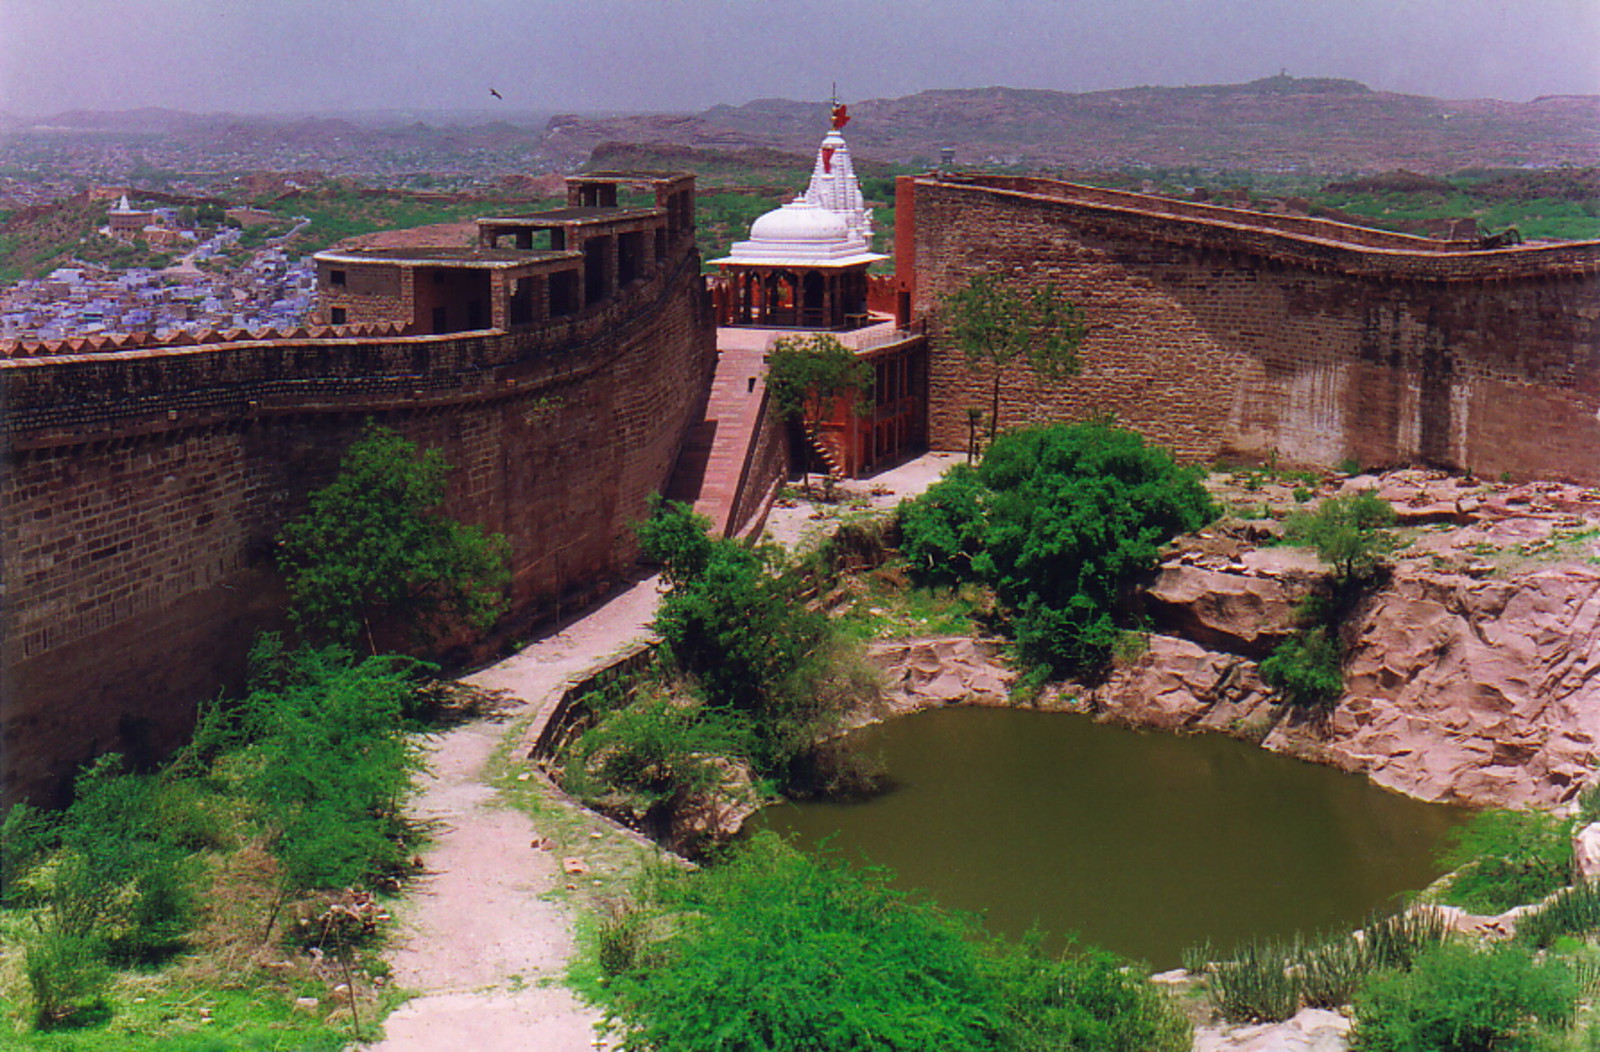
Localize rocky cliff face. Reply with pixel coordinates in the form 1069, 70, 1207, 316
1103, 472, 1600, 809
872, 471, 1600, 810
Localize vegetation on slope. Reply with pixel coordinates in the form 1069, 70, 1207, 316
597, 833, 1191, 1052
0, 424, 509, 1045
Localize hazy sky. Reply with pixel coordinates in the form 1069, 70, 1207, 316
3, 0, 1598, 117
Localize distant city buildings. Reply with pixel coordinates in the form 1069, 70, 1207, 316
0, 247, 315, 341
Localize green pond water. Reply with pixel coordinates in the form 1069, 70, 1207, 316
751, 706, 1469, 968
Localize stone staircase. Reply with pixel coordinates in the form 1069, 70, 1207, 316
665, 335, 773, 537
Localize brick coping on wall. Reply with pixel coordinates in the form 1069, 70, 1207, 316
923, 174, 1600, 281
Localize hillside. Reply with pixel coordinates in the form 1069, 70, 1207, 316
561, 77, 1600, 174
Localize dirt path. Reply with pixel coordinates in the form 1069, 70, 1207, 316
367, 580, 662, 1052
367, 453, 959, 1050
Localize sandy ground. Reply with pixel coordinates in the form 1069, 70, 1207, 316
365, 453, 958, 1050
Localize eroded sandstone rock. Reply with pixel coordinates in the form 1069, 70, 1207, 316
866, 636, 1014, 723
1268, 564, 1600, 808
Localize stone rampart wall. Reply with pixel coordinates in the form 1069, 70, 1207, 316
1, 251, 715, 806
907, 177, 1600, 482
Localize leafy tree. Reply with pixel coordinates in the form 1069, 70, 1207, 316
975, 423, 1215, 673
1351, 942, 1577, 1052
276, 422, 510, 650
1262, 490, 1397, 710
765, 333, 874, 422
938, 272, 1088, 443
764, 333, 874, 488
1283, 489, 1396, 584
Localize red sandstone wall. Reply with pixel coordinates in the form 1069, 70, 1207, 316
1, 251, 715, 807
726, 388, 792, 540
908, 177, 1600, 483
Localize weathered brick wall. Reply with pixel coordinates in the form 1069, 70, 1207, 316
726, 389, 792, 539
1, 251, 715, 807
907, 177, 1600, 483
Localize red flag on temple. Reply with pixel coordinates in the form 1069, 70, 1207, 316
831, 102, 850, 130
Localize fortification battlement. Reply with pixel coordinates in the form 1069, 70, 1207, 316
0, 321, 412, 361
3, 244, 706, 453
924, 174, 1600, 280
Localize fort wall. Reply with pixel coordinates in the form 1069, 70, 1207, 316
902, 175, 1600, 482
1, 249, 715, 806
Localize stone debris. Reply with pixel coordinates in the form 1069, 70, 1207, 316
561, 857, 589, 875
1194, 1007, 1351, 1052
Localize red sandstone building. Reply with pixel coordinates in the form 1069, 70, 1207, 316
314, 172, 695, 334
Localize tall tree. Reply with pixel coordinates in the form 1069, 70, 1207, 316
276, 422, 510, 651
938, 272, 1089, 444
764, 333, 874, 490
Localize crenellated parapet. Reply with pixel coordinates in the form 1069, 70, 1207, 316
0, 321, 412, 360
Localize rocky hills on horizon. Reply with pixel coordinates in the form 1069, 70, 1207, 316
5, 76, 1598, 184
561, 76, 1600, 174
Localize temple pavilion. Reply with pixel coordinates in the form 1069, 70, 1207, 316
711, 104, 887, 329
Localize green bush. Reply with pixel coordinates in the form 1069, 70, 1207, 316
1438, 809, 1573, 914
901, 423, 1216, 673
276, 422, 510, 648
644, 508, 871, 781
566, 692, 749, 812
0, 801, 57, 906
50, 756, 200, 962
601, 833, 1189, 1052
227, 640, 421, 891
24, 929, 112, 1028
636, 497, 715, 586
897, 463, 991, 586
978, 423, 1217, 672
1351, 942, 1577, 1052
605, 834, 999, 1051
1259, 626, 1345, 708
987, 936, 1190, 1052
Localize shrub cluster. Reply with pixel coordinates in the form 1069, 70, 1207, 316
637, 501, 877, 780
1260, 490, 1397, 710
898, 423, 1216, 673
1, 641, 427, 1028
1351, 941, 1578, 1052
600, 834, 1190, 1052
1192, 909, 1446, 1024
1435, 808, 1574, 915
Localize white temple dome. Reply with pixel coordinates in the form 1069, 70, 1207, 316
748, 199, 850, 243
709, 108, 887, 270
